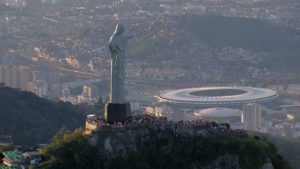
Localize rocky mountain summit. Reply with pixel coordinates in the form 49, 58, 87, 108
41, 116, 291, 169
88, 126, 280, 169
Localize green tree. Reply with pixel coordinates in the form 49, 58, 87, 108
41, 129, 99, 169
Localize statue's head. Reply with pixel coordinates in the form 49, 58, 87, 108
113, 23, 125, 35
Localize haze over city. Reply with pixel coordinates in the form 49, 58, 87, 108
0, 0, 300, 169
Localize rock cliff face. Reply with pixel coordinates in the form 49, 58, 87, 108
90, 127, 150, 157
87, 126, 280, 169
41, 122, 292, 169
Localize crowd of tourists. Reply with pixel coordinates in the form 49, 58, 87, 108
88, 114, 246, 136
124, 114, 246, 136
86, 114, 246, 135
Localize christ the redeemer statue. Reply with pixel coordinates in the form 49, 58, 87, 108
104, 24, 131, 123
108, 24, 129, 103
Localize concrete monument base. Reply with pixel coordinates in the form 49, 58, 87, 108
104, 102, 131, 124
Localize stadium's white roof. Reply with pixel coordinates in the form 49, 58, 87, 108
158, 86, 278, 106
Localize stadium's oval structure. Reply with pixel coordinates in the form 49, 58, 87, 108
158, 86, 278, 106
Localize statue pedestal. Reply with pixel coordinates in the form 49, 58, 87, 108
104, 102, 131, 124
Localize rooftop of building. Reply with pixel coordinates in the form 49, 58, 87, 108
194, 107, 242, 118
2, 151, 22, 159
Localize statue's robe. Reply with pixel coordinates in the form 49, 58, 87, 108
108, 24, 128, 103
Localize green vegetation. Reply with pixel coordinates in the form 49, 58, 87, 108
41, 128, 291, 169
40, 129, 99, 169
0, 165, 16, 169
0, 86, 85, 146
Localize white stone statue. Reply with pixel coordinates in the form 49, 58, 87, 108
108, 24, 131, 103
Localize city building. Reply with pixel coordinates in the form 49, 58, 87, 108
280, 105, 300, 121
0, 65, 31, 90
46, 71, 61, 87
11, 66, 19, 88
1, 150, 43, 168
4, 66, 12, 87
82, 84, 98, 98
34, 70, 61, 88
23, 151, 43, 165
0, 65, 9, 85
84, 114, 104, 134
242, 103, 262, 131
193, 107, 242, 123
1, 0, 26, 8
2, 151, 23, 168
130, 101, 141, 112
283, 123, 293, 138
18, 66, 30, 90
49, 83, 62, 99
27, 80, 48, 97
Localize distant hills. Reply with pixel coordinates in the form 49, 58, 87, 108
0, 86, 85, 146
181, 15, 300, 70
179, 15, 300, 53
129, 14, 300, 71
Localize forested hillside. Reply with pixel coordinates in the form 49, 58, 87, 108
0, 86, 85, 146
